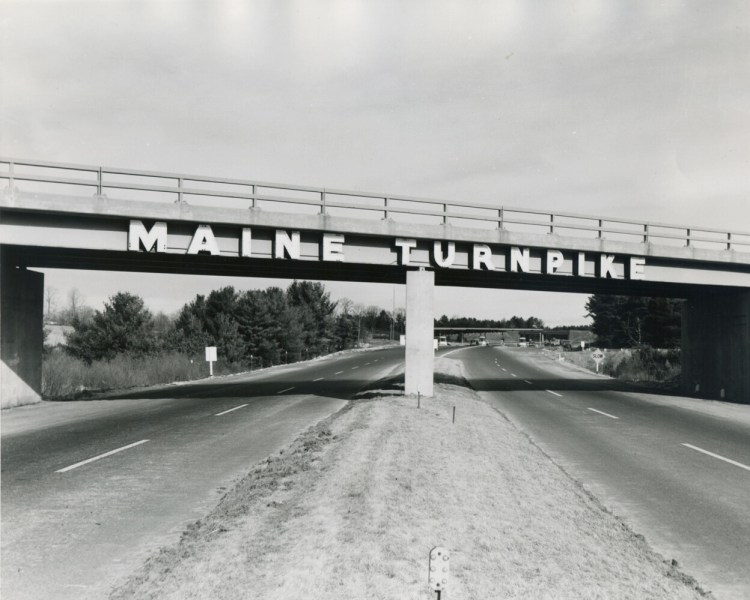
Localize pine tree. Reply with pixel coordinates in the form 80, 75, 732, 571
585, 295, 682, 348
66, 292, 156, 363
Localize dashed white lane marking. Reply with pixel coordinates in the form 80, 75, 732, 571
681, 443, 750, 472
546, 390, 563, 397
56, 440, 150, 473
277, 387, 295, 394
511, 373, 518, 377
215, 403, 248, 416
587, 407, 619, 420
501, 368, 507, 372
335, 370, 344, 375
351, 366, 359, 370
524, 380, 533, 385
313, 377, 324, 382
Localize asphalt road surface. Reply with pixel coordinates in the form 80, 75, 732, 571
453, 345, 750, 600
1, 347, 404, 600
5, 344, 749, 599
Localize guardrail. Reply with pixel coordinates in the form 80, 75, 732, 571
2, 157, 749, 252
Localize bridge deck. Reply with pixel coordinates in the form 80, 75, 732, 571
3, 158, 749, 255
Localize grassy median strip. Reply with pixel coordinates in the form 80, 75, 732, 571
110, 358, 711, 600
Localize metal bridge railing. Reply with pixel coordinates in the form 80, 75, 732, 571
2, 157, 749, 253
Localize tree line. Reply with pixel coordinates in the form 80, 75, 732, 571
55, 282, 407, 368
50, 284, 683, 372
435, 315, 545, 329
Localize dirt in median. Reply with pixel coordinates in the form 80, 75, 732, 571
110, 358, 712, 600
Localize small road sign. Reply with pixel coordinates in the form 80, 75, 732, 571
205, 346, 217, 376
591, 349, 605, 373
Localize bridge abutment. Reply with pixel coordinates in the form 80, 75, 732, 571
682, 291, 750, 404
405, 268, 434, 397
1, 253, 44, 409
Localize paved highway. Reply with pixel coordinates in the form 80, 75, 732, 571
453, 345, 750, 600
1, 347, 404, 600
5, 344, 749, 599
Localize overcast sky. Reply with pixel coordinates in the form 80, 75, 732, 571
2, 1, 748, 324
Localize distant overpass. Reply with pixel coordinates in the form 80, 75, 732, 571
435, 328, 594, 346
2, 159, 749, 406
435, 327, 544, 334
435, 327, 589, 337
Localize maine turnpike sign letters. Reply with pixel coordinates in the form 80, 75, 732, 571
127, 220, 647, 280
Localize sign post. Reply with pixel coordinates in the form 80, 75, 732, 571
591, 349, 605, 373
205, 346, 217, 377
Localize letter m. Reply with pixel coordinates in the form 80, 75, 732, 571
128, 220, 167, 252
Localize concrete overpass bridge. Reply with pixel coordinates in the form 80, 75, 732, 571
2, 159, 749, 407
434, 327, 545, 344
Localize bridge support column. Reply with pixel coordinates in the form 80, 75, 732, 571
1, 252, 44, 409
405, 268, 434, 397
682, 291, 750, 404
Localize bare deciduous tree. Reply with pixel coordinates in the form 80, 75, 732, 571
67, 288, 84, 321
44, 286, 58, 319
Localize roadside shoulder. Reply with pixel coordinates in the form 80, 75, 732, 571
512, 347, 750, 427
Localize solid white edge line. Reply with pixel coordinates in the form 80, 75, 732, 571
681, 443, 750, 472
215, 403, 248, 417
313, 377, 324, 382
587, 407, 619, 420
277, 387, 295, 394
56, 440, 150, 473
546, 390, 563, 397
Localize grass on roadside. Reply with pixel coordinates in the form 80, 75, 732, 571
547, 347, 680, 385
42, 349, 225, 399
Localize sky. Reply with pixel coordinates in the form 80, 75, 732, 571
1, 0, 748, 325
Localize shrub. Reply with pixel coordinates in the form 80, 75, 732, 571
602, 347, 680, 383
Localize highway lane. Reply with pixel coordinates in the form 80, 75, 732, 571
1, 346, 404, 600
453, 345, 750, 600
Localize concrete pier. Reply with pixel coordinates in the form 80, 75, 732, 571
682, 291, 750, 404
405, 268, 434, 397
1, 255, 44, 408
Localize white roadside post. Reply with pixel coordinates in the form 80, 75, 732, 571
205, 346, 217, 377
